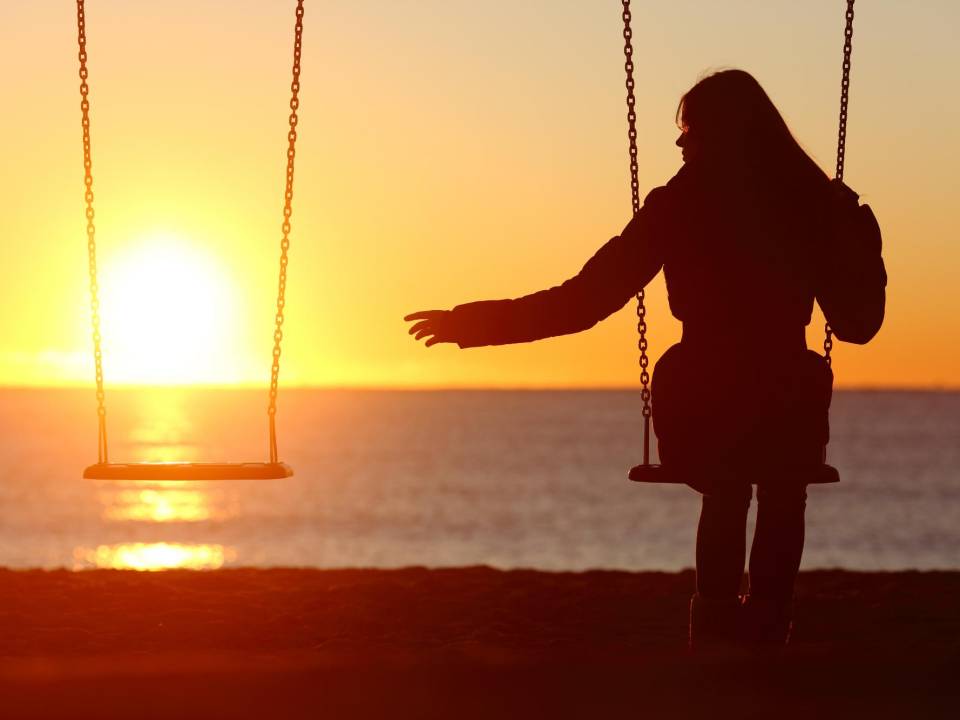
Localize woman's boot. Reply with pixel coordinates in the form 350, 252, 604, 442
688, 593, 742, 651
740, 593, 793, 646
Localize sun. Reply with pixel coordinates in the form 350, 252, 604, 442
99, 232, 244, 385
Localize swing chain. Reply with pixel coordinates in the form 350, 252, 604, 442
636, 296, 650, 415
825, 0, 856, 367
76, 0, 108, 463
622, 1, 641, 218
268, 0, 305, 463
835, 0, 855, 183
622, 1, 652, 444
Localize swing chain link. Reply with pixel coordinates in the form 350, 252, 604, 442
268, 0, 305, 463
825, 0, 856, 368
76, 0, 108, 462
621, 1, 651, 420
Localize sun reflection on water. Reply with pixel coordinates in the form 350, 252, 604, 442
99, 483, 234, 523
128, 389, 198, 463
73, 543, 236, 571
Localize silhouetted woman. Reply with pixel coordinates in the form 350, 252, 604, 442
405, 70, 886, 648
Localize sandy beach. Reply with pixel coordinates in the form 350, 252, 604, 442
1, 567, 957, 718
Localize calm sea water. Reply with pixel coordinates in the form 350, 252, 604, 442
0, 389, 957, 571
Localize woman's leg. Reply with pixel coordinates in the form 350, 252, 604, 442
749, 484, 806, 604
745, 483, 807, 643
689, 482, 752, 649
696, 483, 752, 599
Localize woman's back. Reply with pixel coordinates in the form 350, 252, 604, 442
658, 160, 830, 357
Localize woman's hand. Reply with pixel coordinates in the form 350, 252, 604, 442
404, 309, 458, 347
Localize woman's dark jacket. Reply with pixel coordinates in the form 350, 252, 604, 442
448, 161, 886, 469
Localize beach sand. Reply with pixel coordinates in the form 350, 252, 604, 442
1, 567, 957, 718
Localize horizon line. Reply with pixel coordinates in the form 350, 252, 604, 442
1, 383, 958, 394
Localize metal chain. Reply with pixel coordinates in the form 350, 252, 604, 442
835, 0, 855, 183
622, 2, 641, 218
76, 0, 108, 463
268, 0, 305, 463
621, 0, 652, 464
825, 0, 856, 367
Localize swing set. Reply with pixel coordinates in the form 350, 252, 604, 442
76, 1, 860, 485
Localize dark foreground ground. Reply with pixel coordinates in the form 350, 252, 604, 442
1, 568, 958, 719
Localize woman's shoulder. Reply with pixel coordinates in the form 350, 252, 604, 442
641, 164, 700, 219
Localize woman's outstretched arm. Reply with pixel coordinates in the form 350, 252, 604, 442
406, 187, 671, 348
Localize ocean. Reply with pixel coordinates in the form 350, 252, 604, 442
1, 389, 957, 571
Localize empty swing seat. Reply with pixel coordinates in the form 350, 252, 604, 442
83, 462, 293, 481
628, 463, 839, 486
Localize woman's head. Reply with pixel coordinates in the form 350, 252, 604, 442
675, 70, 827, 190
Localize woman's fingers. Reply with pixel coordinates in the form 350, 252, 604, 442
407, 319, 433, 335
411, 327, 454, 345
415, 331, 454, 346
404, 310, 445, 322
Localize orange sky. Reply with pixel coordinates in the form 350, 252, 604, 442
0, 1, 957, 388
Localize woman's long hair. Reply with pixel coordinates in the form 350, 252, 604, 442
678, 70, 829, 203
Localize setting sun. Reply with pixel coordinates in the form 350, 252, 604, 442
98, 233, 245, 385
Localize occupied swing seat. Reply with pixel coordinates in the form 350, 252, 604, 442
628, 462, 839, 490
630, 334, 840, 491
83, 462, 293, 481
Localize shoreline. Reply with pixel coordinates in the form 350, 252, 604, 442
2, 567, 958, 718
